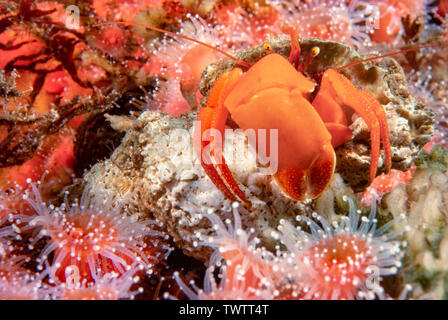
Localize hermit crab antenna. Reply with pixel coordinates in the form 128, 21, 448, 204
287, 28, 301, 69
335, 43, 448, 72
92, 22, 252, 69
298, 46, 320, 73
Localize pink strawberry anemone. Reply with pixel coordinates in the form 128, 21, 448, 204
276, 196, 408, 300
147, 14, 225, 115
173, 197, 409, 300
54, 262, 144, 300
267, 0, 378, 49
174, 203, 276, 300
19, 183, 167, 285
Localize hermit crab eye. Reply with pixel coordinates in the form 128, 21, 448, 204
311, 46, 320, 57
263, 43, 273, 51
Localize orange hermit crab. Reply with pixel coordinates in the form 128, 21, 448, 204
92, 22, 444, 204
194, 34, 391, 203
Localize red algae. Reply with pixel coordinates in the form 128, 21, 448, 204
0, 127, 76, 202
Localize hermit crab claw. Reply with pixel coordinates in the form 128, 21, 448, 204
274, 144, 336, 201
226, 82, 336, 202
194, 68, 249, 203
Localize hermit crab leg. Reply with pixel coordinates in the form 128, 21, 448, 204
317, 69, 391, 181
195, 69, 248, 203
357, 90, 392, 172
196, 107, 238, 201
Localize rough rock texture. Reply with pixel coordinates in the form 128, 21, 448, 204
200, 37, 435, 191
81, 111, 312, 261
382, 147, 448, 299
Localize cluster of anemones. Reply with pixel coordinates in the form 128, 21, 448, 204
0, 182, 170, 300
173, 197, 409, 300
143, 0, 435, 116
171, 202, 276, 300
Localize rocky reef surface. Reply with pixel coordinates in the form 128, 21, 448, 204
75, 110, 448, 299
382, 146, 448, 299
